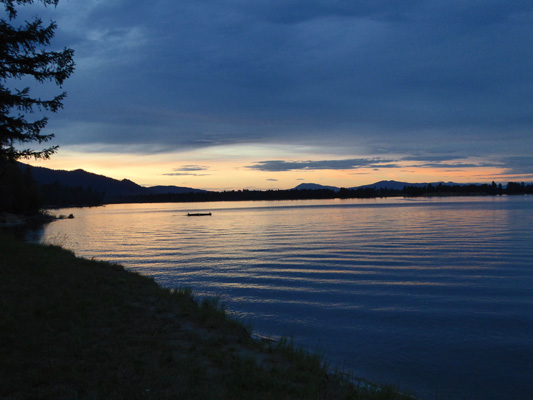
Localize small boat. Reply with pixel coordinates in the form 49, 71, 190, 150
187, 212, 212, 216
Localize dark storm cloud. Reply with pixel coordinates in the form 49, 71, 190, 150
32, 0, 533, 175
248, 156, 518, 173
163, 165, 211, 176
411, 162, 496, 169
163, 172, 210, 177
498, 156, 533, 176
173, 165, 210, 172
247, 158, 397, 172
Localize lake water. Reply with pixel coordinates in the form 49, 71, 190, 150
28, 196, 533, 399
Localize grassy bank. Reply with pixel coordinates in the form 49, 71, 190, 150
0, 233, 413, 399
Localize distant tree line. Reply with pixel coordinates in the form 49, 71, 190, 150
4, 172, 531, 214
403, 181, 533, 196
108, 182, 533, 205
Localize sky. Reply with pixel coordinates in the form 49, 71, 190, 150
12, 0, 533, 190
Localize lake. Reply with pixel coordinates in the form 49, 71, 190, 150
28, 196, 533, 399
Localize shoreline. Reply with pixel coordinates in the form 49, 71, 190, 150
0, 211, 55, 228
0, 232, 414, 399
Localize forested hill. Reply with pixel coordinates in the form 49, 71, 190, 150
18, 163, 206, 207
25, 164, 145, 197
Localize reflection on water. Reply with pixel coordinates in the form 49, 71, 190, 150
31, 196, 533, 400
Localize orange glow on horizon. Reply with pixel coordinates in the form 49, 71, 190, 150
25, 148, 518, 191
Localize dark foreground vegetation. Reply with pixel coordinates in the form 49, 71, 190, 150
0, 233, 413, 400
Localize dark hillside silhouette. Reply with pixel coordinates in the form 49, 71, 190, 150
19, 163, 206, 206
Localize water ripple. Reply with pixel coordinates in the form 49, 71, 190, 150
34, 196, 533, 400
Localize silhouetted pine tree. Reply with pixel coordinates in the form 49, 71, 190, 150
1, 0, 74, 160
1, 0, 74, 213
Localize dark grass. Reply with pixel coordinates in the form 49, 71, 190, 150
0, 232, 414, 399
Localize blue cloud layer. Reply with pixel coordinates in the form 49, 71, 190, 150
12, 0, 533, 175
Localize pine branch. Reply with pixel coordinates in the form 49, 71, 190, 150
1, 0, 59, 20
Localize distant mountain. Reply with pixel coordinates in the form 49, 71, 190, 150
293, 183, 341, 192
351, 180, 422, 190
19, 163, 206, 201
293, 180, 462, 191
353, 180, 462, 190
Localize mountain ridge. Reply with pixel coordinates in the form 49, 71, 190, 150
292, 183, 341, 192
19, 163, 206, 201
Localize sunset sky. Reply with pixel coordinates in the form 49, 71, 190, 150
17, 1, 533, 190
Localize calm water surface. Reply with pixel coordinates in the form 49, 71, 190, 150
29, 196, 533, 399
